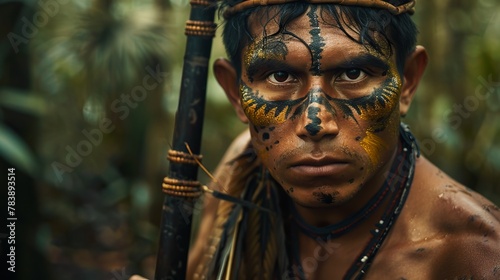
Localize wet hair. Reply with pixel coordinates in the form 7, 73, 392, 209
218, 0, 418, 76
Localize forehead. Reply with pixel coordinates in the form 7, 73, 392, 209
245, 6, 390, 55
248, 6, 341, 34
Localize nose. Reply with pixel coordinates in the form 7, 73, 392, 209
295, 90, 339, 141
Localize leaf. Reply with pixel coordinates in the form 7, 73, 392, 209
0, 88, 47, 116
0, 123, 37, 176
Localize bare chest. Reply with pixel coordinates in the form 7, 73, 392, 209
293, 235, 442, 280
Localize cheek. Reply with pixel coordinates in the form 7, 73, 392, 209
241, 96, 289, 127
355, 78, 402, 167
250, 125, 286, 172
240, 83, 297, 127
359, 129, 391, 169
358, 112, 400, 169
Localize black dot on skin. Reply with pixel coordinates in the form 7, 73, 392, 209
360, 167, 364, 171
355, 136, 361, 141
313, 192, 337, 204
348, 178, 354, 184
274, 140, 279, 144
262, 133, 270, 141
289, 187, 294, 193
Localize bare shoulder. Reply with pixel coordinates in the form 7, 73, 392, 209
404, 155, 500, 278
410, 156, 500, 232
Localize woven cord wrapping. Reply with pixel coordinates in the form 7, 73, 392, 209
185, 20, 217, 37
224, 0, 416, 18
163, 149, 203, 198
186, 0, 217, 37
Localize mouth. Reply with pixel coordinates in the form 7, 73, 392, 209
288, 156, 350, 177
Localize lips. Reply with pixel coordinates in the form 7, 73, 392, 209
288, 156, 350, 178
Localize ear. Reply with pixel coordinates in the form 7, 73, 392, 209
400, 45, 428, 116
214, 58, 249, 123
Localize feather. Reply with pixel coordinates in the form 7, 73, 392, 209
203, 185, 273, 214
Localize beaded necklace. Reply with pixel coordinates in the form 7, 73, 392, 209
286, 124, 419, 279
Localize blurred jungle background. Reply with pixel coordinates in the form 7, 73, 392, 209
0, 0, 499, 279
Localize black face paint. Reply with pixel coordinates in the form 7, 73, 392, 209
241, 83, 303, 126
292, 88, 331, 118
292, 88, 337, 136
307, 6, 325, 76
313, 191, 338, 204
242, 83, 342, 137
254, 125, 278, 151
330, 77, 400, 129
245, 39, 288, 83
305, 106, 322, 136
262, 132, 270, 141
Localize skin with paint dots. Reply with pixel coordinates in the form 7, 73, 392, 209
132, 3, 500, 280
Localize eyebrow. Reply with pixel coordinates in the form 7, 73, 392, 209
245, 53, 390, 80
335, 54, 390, 72
246, 58, 296, 82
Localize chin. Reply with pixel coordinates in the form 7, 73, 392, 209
286, 184, 360, 208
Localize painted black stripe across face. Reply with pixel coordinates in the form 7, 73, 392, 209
292, 88, 337, 119
241, 77, 399, 130
241, 83, 305, 125
330, 78, 399, 122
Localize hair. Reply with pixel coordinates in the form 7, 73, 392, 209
218, 0, 418, 76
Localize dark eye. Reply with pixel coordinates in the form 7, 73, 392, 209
268, 71, 295, 83
339, 69, 367, 82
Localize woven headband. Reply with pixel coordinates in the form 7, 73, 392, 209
224, 0, 416, 18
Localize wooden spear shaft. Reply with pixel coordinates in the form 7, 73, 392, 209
154, 2, 216, 279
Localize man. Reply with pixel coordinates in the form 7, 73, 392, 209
133, 0, 500, 279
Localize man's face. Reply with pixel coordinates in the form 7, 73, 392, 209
239, 7, 402, 208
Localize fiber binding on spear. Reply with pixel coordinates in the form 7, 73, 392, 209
154, 1, 216, 279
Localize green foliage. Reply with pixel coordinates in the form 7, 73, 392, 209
0, 88, 45, 175
0, 123, 37, 175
